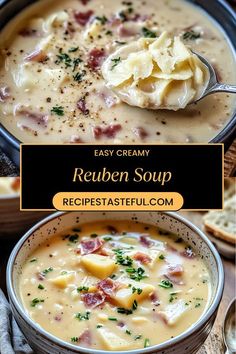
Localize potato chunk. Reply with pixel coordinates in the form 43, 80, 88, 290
97, 327, 131, 350
81, 254, 116, 279
158, 300, 190, 326
112, 281, 155, 309
50, 272, 75, 288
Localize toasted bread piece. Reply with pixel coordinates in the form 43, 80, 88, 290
203, 195, 236, 244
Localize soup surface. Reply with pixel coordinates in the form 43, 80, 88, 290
0, 177, 20, 195
20, 220, 211, 351
0, 0, 235, 144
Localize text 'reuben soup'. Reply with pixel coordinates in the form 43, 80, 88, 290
73, 168, 172, 186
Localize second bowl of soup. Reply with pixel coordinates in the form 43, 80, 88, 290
7, 211, 224, 354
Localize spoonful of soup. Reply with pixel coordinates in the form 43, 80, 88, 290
102, 32, 236, 111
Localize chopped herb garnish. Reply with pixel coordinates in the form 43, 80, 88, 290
134, 334, 142, 340
38, 284, 44, 290
185, 302, 189, 306
142, 27, 157, 38
77, 286, 89, 292
73, 57, 83, 72
126, 267, 147, 281
195, 303, 201, 308
55, 50, 72, 67
106, 30, 113, 36
71, 337, 78, 342
103, 236, 112, 242
108, 317, 117, 321
30, 298, 44, 307
61, 271, 68, 275
97, 324, 103, 328
158, 279, 173, 289
132, 287, 142, 295
118, 11, 127, 22
109, 274, 116, 279
95, 15, 108, 25
115, 40, 127, 45
144, 338, 150, 348
169, 294, 175, 303
69, 47, 79, 53
90, 233, 98, 238
42, 267, 53, 276
159, 254, 165, 260
30, 258, 37, 263
75, 311, 90, 321
183, 30, 201, 40
68, 234, 79, 243
51, 106, 64, 116
73, 72, 85, 83
117, 307, 133, 315
126, 329, 132, 335
111, 57, 121, 70
114, 249, 133, 266
132, 300, 138, 310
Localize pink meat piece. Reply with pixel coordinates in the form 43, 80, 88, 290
79, 238, 104, 255
0, 86, 10, 102
18, 28, 40, 37
139, 234, 154, 248
25, 49, 47, 62
97, 278, 119, 296
80, 0, 91, 4
149, 291, 160, 306
77, 97, 90, 115
79, 329, 92, 346
133, 252, 152, 264
93, 124, 122, 139
88, 48, 106, 70
18, 110, 48, 128
167, 264, 184, 276
133, 127, 149, 140
74, 10, 94, 26
81, 292, 106, 309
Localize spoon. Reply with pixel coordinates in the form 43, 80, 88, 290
194, 52, 236, 102
223, 298, 236, 354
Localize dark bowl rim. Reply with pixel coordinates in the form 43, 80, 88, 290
7, 211, 225, 354
0, 0, 236, 151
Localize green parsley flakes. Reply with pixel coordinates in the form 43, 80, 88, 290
142, 27, 157, 38
158, 279, 173, 289
51, 106, 64, 116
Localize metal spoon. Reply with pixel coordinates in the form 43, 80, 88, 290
223, 298, 236, 354
194, 52, 236, 102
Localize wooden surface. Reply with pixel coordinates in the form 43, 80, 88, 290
180, 211, 235, 354
225, 138, 236, 177
0, 212, 235, 353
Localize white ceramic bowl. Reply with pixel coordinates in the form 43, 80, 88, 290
7, 211, 224, 354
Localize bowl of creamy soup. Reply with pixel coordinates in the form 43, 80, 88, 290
0, 0, 236, 165
7, 211, 224, 354
0, 177, 49, 238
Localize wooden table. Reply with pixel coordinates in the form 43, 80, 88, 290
0, 211, 235, 353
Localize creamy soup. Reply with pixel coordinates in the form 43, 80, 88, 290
0, 177, 20, 195
20, 220, 211, 351
0, 0, 235, 144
